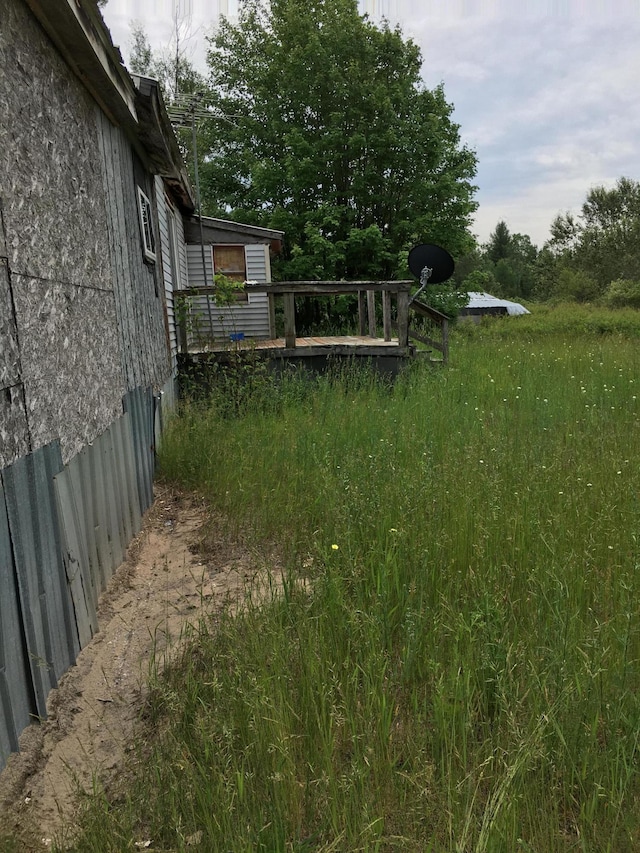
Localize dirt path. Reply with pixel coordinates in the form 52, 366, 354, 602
0, 487, 264, 850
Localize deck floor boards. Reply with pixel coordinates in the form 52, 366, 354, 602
192, 335, 403, 354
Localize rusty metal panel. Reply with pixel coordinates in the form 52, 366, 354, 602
0, 479, 34, 772
123, 387, 155, 515
1, 443, 79, 718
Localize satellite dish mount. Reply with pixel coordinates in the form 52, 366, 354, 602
407, 244, 455, 303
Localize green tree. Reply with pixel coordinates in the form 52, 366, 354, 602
485, 220, 511, 264
473, 222, 538, 300
201, 0, 478, 281
548, 178, 640, 297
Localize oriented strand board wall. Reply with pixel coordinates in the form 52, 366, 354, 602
0, 0, 123, 465
95, 113, 171, 393
0, 0, 173, 464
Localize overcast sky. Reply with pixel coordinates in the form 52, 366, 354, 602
102, 0, 640, 249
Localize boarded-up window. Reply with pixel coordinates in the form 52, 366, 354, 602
213, 245, 248, 302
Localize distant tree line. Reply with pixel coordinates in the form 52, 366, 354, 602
456, 177, 640, 308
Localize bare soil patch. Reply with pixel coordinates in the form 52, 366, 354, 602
0, 487, 269, 851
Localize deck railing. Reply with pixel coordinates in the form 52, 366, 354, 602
246, 280, 414, 348
405, 298, 449, 364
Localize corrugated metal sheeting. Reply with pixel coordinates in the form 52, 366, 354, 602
0, 386, 156, 772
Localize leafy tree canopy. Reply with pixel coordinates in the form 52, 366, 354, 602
201, 0, 478, 281
549, 177, 640, 292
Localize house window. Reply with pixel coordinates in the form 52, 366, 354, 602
213, 245, 248, 302
137, 187, 156, 262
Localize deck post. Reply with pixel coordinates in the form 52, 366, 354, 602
367, 290, 376, 337
382, 290, 392, 341
358, 291, 367, 335
397, 290, 409, 347
268, 293, 276, 339
283, 292, 296, 348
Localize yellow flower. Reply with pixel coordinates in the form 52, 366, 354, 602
331, 544, 339, 550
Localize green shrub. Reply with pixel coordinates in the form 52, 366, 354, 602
602, 278, 640, 309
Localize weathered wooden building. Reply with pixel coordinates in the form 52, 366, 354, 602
0, 0, 194, 771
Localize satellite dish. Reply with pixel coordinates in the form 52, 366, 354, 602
408, 244, 455, 284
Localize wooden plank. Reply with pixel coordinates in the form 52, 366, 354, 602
410, 298, 449, 323
367, 291, 376, 337
408, 328, 442, 349
247, 281, 413, 295
358, 291, 367, 335
268, 293, 276, 338
397, 290, 409, 347
382, 290, 392, 341
277, 344, 412, 358
283, 292, 296, 348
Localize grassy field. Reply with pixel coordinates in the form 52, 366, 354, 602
57, 305, 640, 851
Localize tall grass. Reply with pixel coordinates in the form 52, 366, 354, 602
62, 309, 640, 852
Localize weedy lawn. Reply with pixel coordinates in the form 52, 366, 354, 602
57, 305, 640, 852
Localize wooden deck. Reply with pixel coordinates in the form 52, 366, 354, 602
181, 281, 449, 371
195, 335, 411, 355
187, 335, 414, 376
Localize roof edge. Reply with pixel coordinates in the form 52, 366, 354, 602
192, 215, 285, 241
24, 0, 138, 127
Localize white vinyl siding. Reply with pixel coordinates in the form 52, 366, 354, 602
185, 243, 271, 343
156, 178, 188, 370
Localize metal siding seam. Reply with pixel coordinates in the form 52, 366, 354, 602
123, 389, 143, 515
99, 426, 125, 572
2, 445, 78, 718
68, 454, 99, 615
77, 443, 103, 594
91, 428, 116, 585
124, 388, 154, 515
112, 416, 135, 543
140, 388, 154, 511
86, 440, 109, 591
53, 469, 97, 649
120, 411, 142, 537
0, 479, 34, 770
104, 421, 129, 561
